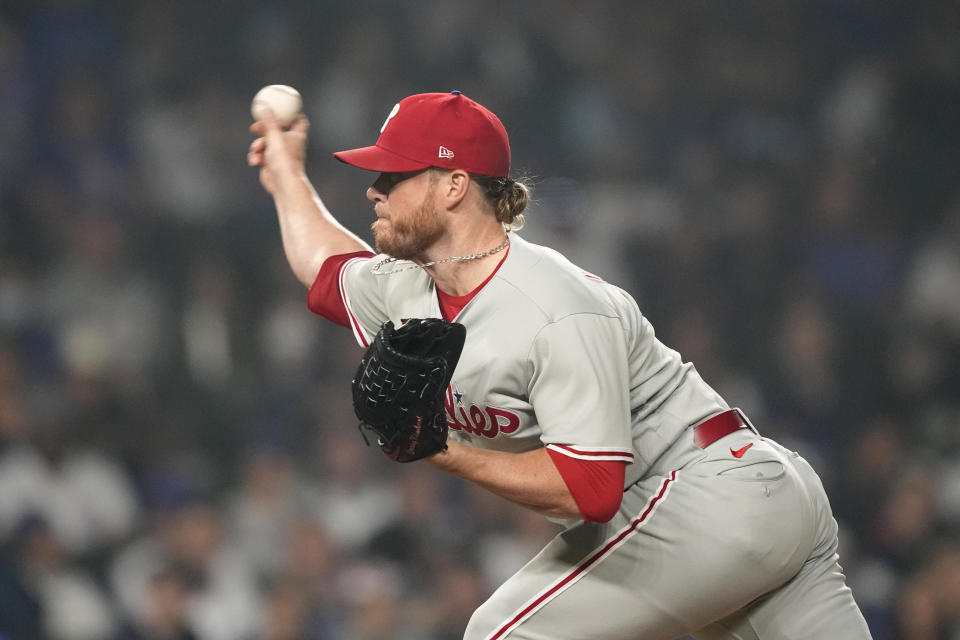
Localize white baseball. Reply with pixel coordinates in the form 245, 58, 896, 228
251, 85, 302, 127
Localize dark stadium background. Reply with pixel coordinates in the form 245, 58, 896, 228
1, 2, 958, 638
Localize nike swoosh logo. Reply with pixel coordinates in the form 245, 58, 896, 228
731, 443, 754, 458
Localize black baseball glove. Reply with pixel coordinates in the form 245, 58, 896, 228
352, 318, 466, 462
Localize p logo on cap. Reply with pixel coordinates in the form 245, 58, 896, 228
380, 103, 400, 133
334, 91, 511, 178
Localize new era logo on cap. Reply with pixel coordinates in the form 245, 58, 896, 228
333, 91, 511, 177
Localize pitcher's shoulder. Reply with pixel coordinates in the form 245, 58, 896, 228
496, 236, 636, 322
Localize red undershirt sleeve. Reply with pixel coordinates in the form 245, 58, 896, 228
546, 448, 626, 523
306, 251, 376, 327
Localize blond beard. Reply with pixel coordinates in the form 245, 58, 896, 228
371, 192, 444, 261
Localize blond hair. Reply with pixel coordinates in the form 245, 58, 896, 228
471, 174, 532, 231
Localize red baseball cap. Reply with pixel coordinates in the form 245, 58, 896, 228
333, 91, 511, 178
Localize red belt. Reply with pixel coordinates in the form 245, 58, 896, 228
693, 408, 751, 448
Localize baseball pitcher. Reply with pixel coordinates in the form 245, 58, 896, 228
248, 91, 872, 640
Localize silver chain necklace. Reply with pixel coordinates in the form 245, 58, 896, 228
371, 236, 510, 275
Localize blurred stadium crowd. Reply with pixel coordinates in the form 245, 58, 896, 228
1, 1, 959, 639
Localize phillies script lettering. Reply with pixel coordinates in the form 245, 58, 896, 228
445, 387, 520, 438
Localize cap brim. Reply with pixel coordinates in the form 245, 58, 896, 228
332, 145, 432, 173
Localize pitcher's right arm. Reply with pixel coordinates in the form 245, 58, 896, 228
248, 110, 372, 287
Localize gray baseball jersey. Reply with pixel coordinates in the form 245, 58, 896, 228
333, 234, 871, 639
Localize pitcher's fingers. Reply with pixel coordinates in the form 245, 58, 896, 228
247, 137, 265, 166
290, 113, 310, 135
257, 108, 288, 144
250, 107, 282, 136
